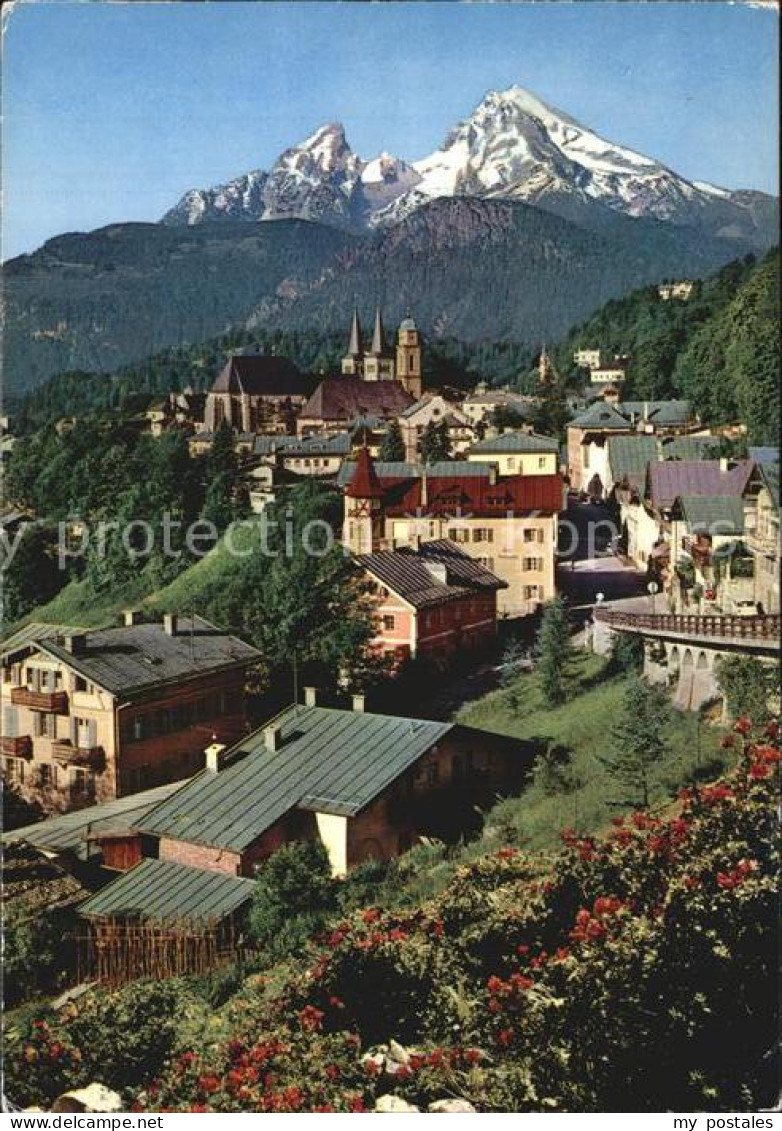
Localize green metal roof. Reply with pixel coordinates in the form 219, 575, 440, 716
138, 705, 456, 851
2, 781, 186, 858
678, 495, 746, 535
607, 436, 658, 484
1, 622, 91, 654
661, 435, 720, 461
336, 460, 495, 487
79, 858, 256, 924
568, 402, 631, 430
468, 431, 559, 455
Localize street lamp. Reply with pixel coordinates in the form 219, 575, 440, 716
647, 580, 659, 615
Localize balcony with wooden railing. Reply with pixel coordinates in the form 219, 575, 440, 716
0, 735, 33, 759
51, 740, 104, 768
10, 687, 69, 713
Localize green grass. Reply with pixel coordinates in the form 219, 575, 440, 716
5, 518, 266, 636
459, 651, 732, 852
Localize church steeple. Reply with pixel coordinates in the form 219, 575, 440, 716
342, 306, 365, 376
343, 445, 384, 554
369, 307, 386, 356
348, 306, 363, 357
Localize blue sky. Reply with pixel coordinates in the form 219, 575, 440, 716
3, 1, 778, 260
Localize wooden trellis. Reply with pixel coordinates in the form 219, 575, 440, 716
77, 916, 244, 987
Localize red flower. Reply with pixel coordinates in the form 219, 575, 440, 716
720, 734, 735, 749
189, 1104, 211, 1113
611, 815, 625, 827
734, 716, 752, 736
764, 719, 779, 739
197, 1074, 220, 1095
329, 995, 345, 1009
362, 908, 381, 924
348, 1095, 367, 1113
496, 847, 517, 860
555, 947, 570, 961
298, 1005, 325, 1032
325, 1065, 340, 1081
487, 974, 504, 994
497, 1028, 513, 1047
463, 1048, 482, 1065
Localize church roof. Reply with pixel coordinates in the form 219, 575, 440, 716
300, 378, 414, 423
399, 316, 417, 332
210, 355, 312, 397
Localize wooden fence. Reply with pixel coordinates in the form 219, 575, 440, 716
77, 917, 247, 988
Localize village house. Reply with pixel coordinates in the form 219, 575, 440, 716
354, 538, 506, 665
573, 348, 602, 370
340, 447, 562, 618
203, 353, 315, 434
461, 386, 537, 429
640, 459, 756, 592
466, 431, 559, 477
0, 615, 261, 814
567, 399, 698, 494
747, 460, 780, 614
668, 495, 756, 614
77, 694, 528, 915
398, 394, 473, 460
658, 280, 695, 301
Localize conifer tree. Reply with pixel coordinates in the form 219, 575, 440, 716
599, 675, 670, 809
536, 596, 573, 706
379, 419, 406, 462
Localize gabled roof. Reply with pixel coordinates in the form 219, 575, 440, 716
301, 379, 413, 422
337, 460, 496, 488
647, 460, 754, 511
661, 435, 720, 461
345, 446, 383, 499
3, 781, 186, 858
676, 495, 746, 536
210, 355, 312, 397
355, 539, 505, 610
758, 462, 780, 509
750, 447, 780, 467
569, 402, 633, 430
607, 436, 658, 487
252, 434, 301, 456
622, 400, 693, 425
4, 617, 261, 697
138, 705, 460, 850
79, 858, 256, 924
1, 622, 91, 654
469, 431, 559, 455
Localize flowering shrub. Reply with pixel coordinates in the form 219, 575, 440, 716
6, 720, 778, 1112
3, 982, 182, 1107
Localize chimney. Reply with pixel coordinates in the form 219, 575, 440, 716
304, 686, 318, 707
264, 724, 283, 752
123, 610, 142, 626
62, 633, 87, 655
204, 741, 227, 773
352, 692, 366, 713
719, 457, 734, 473
163, 613, 178, 636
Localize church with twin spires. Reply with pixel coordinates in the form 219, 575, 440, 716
341, 307, 423, 401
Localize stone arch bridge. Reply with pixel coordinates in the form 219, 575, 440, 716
592, 610, 779, 712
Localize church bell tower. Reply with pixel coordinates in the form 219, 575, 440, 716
396, 315, 422, 400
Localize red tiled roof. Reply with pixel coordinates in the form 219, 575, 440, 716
345, 447, 384, 499
301, 378, 414, 422
375, 472, 563, 517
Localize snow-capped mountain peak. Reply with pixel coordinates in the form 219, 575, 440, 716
161, 84, 775, 245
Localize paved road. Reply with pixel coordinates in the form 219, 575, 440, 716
556, 499, 648, 631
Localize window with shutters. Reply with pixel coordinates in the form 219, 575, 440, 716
3, 706, 19, 738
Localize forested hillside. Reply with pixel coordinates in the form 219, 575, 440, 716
4, 195, 754, 398
556, 248, 780, 443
